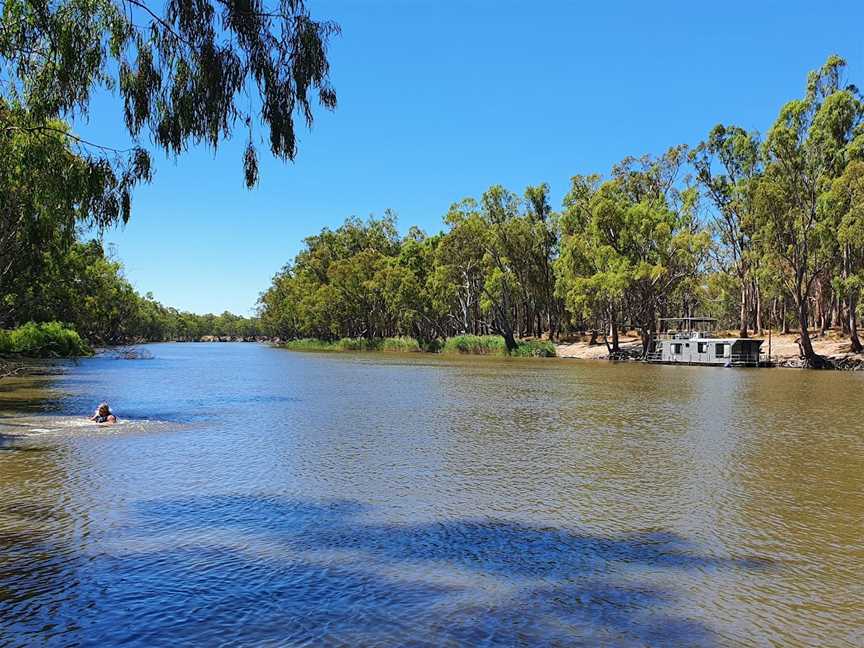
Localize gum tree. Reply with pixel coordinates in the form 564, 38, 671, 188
558, 148, 710, 356
691, 125, 762, 337
0, 0, 339, 196
756, 55, 864, 364
825, 160, 864, 352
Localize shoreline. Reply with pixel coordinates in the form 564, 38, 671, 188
5, 332, 864, 373
555, 332, 864, 370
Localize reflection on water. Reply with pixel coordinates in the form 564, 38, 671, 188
1, 344, 862, 647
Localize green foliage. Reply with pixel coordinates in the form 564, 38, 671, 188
1, 237, 258, 345
0, 0, 339, 191
280, 338, 341, 352
0, 104, 150, 315
753, 55, 864, 359
441, 335, 555, 357
336, 338, 382, 351
510, 340, 557, 357
0, 322, 91, 358
556, 148, 710, 353
381, 337, 422, 352
442, 335, 507, 355
5, 49, 863, 363
279, 337, 421, 353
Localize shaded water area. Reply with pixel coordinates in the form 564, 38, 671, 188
1, 343, 862, 647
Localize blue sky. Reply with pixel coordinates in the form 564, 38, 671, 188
80, 1, 864, 315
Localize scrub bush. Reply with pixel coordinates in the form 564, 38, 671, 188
0, 322, 91, 357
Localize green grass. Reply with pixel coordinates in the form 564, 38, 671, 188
442, 335, 507, 355
442, 334, 556, 357
281, 337, 415, 352
509, 339, 556, 357
381, 336, 421, 352
281, 338, 341, 352
337, 338, 382, 351
0, 322, 92, 358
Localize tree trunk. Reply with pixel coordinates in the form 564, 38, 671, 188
754, 280, 762, 334
502, 329, 518, 352
639, 328, 651, 359
796, 299, 818, 363
739, 280, 748, 338
849, 294, 863, 353
610, 317, 620, 353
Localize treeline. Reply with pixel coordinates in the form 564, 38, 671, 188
259, 56, 864, 365
1, 237, 259, 348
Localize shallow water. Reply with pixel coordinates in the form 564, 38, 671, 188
0, 343, 862, 647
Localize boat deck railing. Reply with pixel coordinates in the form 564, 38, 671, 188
643, 350, 765, 365
652, 331, 719, 341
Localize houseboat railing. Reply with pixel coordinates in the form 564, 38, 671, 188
651, 331, 731, 341
642, 351, 763, 365
730, 353, 761, 365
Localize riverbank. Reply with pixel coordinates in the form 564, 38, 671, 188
556, 330, 864, 370
275, 335, 557, 357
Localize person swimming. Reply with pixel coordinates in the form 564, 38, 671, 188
90, 402, 118, 424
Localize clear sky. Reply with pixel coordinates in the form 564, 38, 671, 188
79, 0, 864, 315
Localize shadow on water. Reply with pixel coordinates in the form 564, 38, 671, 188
1, 494, 772, 646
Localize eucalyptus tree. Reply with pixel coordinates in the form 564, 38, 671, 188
556, 149, 709, 355
605, 149, 708, 355
0, 110, 149, 325
479, 190, 519, 349
556, 173, 627, 350
825, 160, 864, 352
691, 125, 762, 336
755, 55, 864, 364
523, 183, 561, 339
0, 0, 339, 200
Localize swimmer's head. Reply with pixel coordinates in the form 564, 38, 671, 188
97, 402, 111, 416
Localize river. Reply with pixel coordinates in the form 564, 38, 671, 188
0, 343, 862, 647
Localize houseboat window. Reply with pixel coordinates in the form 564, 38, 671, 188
697, 342, 707, 353
673, 343, 682, 354
715, 343, 725, 356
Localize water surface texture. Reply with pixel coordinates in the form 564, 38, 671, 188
1, 343, 862, 647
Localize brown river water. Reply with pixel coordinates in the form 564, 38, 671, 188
0, 343, 862, 647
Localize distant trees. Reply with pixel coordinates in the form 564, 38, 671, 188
1, 237, 258, 345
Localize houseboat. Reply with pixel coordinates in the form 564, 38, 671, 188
645, 317, 764, 367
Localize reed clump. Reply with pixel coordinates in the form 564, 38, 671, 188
381, 337, 422, 352
441, 335, 556, 357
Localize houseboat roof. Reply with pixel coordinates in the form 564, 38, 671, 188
659, 336, 764, 343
